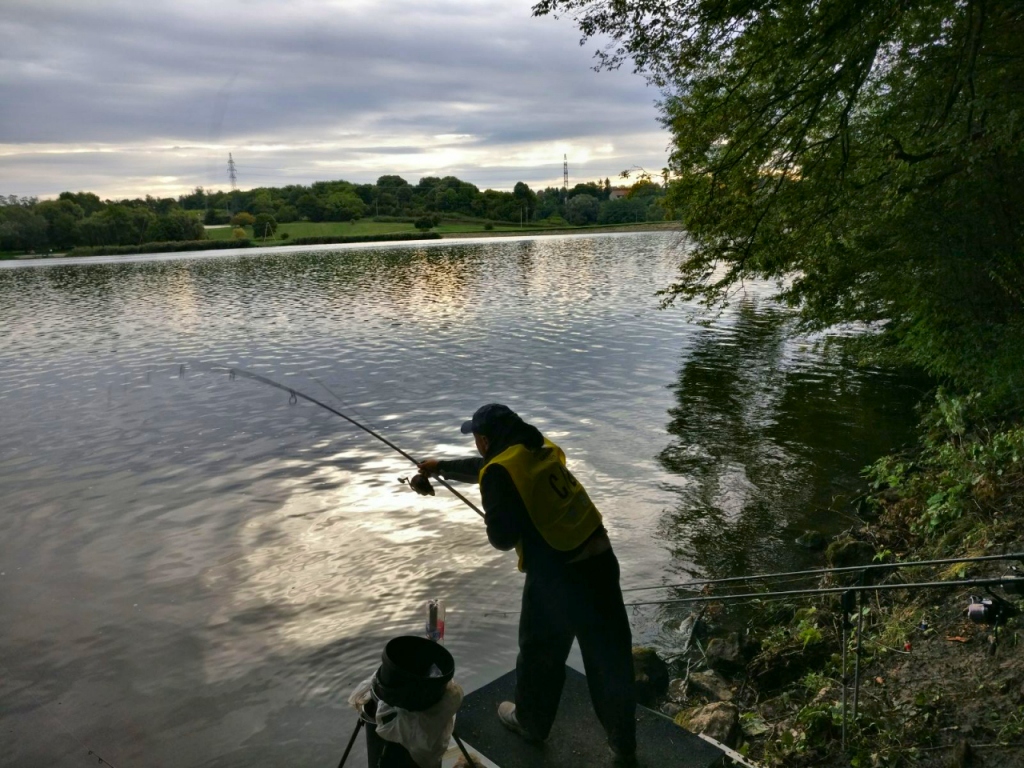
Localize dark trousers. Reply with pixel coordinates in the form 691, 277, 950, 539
514, 549, 636, 754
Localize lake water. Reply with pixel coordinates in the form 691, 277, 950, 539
0, 233, 923, 766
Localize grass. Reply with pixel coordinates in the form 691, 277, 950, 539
207, 218, 672, 243
206, 220, 415, 241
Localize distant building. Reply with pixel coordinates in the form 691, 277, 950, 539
609, 187, 630, 200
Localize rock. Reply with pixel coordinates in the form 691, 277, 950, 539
825, 537, 876, 569
688, 670, 734, 702
706, 632, 753, 673
632, 646, 669, 703
668, 677, 688, 702
660, 701, 683, 718
674, 702, 740, 748
795, 530, 827, 550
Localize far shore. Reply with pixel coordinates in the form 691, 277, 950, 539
2, 221, 684, 263
439, 222, 683, 239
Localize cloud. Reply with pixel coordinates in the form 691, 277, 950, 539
0, 0, 668, 198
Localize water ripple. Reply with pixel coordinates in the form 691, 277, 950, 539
0, 233, 923, 766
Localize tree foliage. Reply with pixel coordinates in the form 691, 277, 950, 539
565, 193, 600, 225
0, 205, 47, 252
253, 213, 278, 239
230, 212, 256, 227
143, 210, 205, 243
534, 0, 1024, 406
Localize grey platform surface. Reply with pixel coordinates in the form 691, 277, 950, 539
454, 668, 724, 768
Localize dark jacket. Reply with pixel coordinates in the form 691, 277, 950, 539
437, 429, 605, 574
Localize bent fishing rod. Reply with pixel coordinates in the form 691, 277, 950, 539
208, 365, 484, 519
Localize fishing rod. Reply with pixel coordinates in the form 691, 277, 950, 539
625, 575, 1024, 608
480, 575, 1024, 617
620, 552, 1024, 593
210, 365, 485, 518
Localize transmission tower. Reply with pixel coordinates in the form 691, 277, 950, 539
563, 154, 569, 194
228, 153, 237, 191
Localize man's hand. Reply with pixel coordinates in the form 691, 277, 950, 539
417, 458, 440, 476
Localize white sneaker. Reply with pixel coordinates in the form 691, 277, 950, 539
497, 701, 541, 742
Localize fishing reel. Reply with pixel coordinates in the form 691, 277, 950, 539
964, 569, 1024, 626
966, 591, 1018, 626
967, 589, 1019, 657
400, 473, 435, 496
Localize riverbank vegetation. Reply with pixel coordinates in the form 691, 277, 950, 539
0, 173, 670, 257
534, 0, 1024, 762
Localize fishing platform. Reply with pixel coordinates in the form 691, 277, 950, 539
443, 666, 725, 768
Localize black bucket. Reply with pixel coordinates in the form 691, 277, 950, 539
373, 636, 454, 712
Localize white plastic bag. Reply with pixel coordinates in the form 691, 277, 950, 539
375, 680, 464, 768
347, 675, 375, 713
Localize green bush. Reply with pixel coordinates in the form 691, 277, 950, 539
866, 389, 1024, 537
253, 213, 278, 239
66, 239, 252, 257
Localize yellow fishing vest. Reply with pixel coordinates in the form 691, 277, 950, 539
479, 439, 602, 571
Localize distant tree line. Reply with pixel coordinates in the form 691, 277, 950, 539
0, 192, 205, 253
0, 175, 668, 253
188, 174, 668, 226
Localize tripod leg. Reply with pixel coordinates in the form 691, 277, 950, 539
842, 618, 848, 749
337, 719, 364, 768
840, 588, 855, 749
452, 731, 476, 767
853, 590, 864, 720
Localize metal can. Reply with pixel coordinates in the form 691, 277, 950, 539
426, 599, 446, 644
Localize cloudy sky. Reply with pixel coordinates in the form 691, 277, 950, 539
0, 0, 669, 200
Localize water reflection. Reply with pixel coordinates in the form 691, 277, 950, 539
657, 298, 926, 581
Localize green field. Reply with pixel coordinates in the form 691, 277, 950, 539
207, 220, 411, 240
206, 219, 537, 242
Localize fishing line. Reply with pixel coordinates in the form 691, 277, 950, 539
310, 375, 388, 442
627, 571, 845, 596
209, 365, 485, 519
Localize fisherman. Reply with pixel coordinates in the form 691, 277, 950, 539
414, 404, 636, 764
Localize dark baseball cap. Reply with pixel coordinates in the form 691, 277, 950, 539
460, 403, 519, 435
